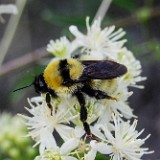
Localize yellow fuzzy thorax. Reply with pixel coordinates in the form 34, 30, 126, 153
43, 58, 84, 95
67, 58, 84, 80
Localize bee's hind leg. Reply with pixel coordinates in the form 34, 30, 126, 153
82, 84, 116, 100
74, 91, 100, 141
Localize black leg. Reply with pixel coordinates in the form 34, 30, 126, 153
46, 93, 53, 115
82, 84, 116, 100
74, 91, 100, 141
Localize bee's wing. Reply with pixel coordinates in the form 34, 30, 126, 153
80, 60, 127, 80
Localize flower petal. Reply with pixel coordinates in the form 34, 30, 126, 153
84, 148, 97, 160
74, 126, 85, 138
60, 138, 79, 155
56, 124, 74, 141
90, 140, 112, 154
39, 128, 57, 154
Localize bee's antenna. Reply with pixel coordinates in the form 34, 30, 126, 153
13, 83, 33, 92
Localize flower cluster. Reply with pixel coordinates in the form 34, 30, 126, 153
0, 113, 38, 160
21, 17, 153, 160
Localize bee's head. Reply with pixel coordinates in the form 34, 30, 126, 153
33, 74, 48, 93
13, 73, 48, 93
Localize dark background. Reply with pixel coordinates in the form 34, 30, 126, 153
0, 0, 160, 159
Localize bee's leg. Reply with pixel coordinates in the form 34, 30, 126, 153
74, 91, 100, 141
46, 93, 53, 115
82, 84, 116, 100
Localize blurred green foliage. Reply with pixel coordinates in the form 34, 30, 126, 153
0, 113, 38, 160
113, 0, 136, 11
96, 153, 110, 160
41, 9, 86, 27
136, 7, 151, 23
148, 40, 160, 61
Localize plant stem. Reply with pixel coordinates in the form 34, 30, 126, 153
93, 0, 112, 22
0, 0, 27, 66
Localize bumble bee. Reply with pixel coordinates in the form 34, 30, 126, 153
14, 58, 127, 140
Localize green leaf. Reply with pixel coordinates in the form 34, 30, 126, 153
95, 153, 110, 160
112, 0, 136, 11
41, 9, 85, 27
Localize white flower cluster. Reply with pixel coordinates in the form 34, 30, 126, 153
21, 17, 153, 160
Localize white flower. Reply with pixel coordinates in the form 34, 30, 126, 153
69, 17, 126, 59
0, 112, 26, 143
84, 147, 97, 160
118, 47, 146, 88
47, 36, 78, 58
96, 78, 134, 123
19, 96, 78, 154
21, 16, 153, 160
97, 100, 134, 125
34, 138, 79, 160
90, 114, 153, 160
70, 99, 101, 126
0, 4, 18, 15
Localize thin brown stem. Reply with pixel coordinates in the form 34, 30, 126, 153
0, 47, 48, 76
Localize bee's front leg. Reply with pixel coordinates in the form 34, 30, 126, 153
46, 93, 53, 115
